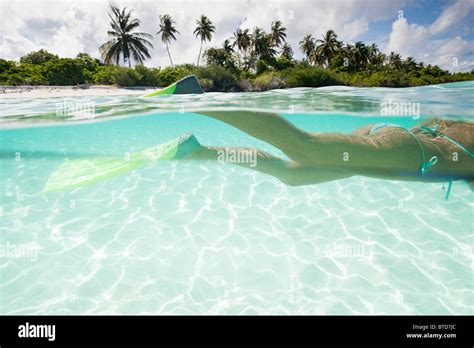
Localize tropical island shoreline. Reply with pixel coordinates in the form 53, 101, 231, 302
2, 47, 473, 95
0, 79, 472, 100
1, 5, 473, 94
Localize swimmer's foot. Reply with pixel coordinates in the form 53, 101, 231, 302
468, 179, 474, 191
172, 133, 202, 159
44, 132, 202, 192
135, 132, 201, 161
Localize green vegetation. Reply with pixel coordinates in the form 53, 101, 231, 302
2, 51, 472, 90
1, 5, 473, 90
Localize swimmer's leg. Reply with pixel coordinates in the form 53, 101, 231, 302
195, 110, 312, 162
182, 146, 352, 186
194, 111, 422, 174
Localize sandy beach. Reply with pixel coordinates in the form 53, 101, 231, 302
0, 85, 156, 98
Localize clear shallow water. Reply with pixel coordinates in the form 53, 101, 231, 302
0, 82, 473, 314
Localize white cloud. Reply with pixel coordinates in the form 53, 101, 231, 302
235, 0, 408, 55
429, 0, 474, 35
429, 36, 474, 71
0, 0, 110, 58
386, 18, 430, 56
386, 0, 474, 71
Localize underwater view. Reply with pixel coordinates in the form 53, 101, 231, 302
1, 81, 473, 315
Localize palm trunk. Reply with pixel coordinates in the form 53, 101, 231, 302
166, 43, 174, 67
197, 40, 203, 67
241, 49, 245, 70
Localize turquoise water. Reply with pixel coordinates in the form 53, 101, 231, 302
1, 82, 473, 314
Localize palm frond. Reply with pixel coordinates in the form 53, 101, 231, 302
100, 5, 153, 66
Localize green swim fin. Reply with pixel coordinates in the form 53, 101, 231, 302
44, 133, 200, 192
142, 75, 204, 97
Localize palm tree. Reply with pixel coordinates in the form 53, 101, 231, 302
299, 34, 315, 62
259, 35, 277, 60
389, 52, 403, 70
244, 53, 257, 72
194, 15, 215, 66
280, 43, 293, 60
157, 14, 179, 67
270, 20, 287, 48
403, 56, 417, 72
222, 39, 234, 54
341, 43, 354, 68
367, 43, 378, 65
309, 49, 326, 66
252, 28, 277, 61
100, 6, 153, 67
378, 52, 388, 66
251, 27, 266, 57
315, 30, 342, 67
232, 28, 251, 59
352, 42, 370, 70
367, 43, 385, 68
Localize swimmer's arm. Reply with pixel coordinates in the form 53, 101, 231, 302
300, 131, 421, 175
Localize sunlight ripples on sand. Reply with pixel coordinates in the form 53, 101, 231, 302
1, 83, 472, 314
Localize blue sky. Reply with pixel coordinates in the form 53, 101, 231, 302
360, 0, 473, 41
1, 0, 473, 71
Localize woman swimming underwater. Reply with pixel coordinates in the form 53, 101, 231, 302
44, 111, 474, 198
182, 111, 474, 197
